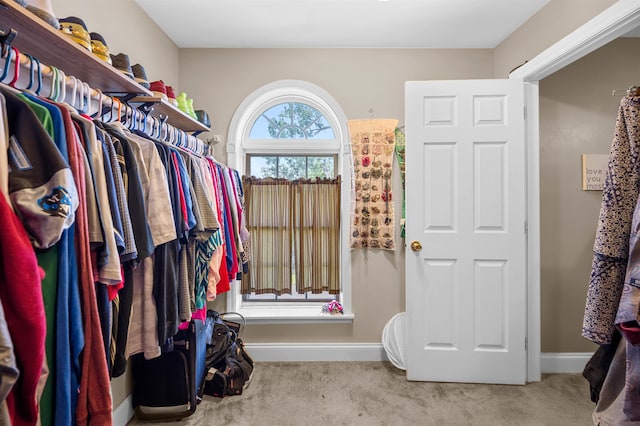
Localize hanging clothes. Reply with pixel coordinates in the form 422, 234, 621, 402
2, 87, 66, 426
584, 93, 640, 426
0, 73, 248, 424
584, 95, 640, 345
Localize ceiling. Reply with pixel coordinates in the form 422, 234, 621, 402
134, 0, 551, 49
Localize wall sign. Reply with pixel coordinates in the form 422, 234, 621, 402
581, 154, 608, 191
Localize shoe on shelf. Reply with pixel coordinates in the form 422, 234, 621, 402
195, 110, 211, 128
90, 33, 111, 65
176, 92, 189, 114
166, 86, 178, 107
59, 16, 91, 50
110, 53, 134, 79
149, 80, 168, 102
186, 98, 197, 120
131, 64, 150, 89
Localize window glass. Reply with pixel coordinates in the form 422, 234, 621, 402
249, 155, 336, 179
249, 102, 335, 139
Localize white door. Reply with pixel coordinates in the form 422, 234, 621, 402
405, 79, 527, 384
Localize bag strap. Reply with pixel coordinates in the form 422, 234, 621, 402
220, 312, 246, 335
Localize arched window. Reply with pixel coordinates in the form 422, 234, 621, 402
249, 102, 335, 140
227, 80, 353, 322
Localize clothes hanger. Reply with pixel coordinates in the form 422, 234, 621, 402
103, 97, 116, 123
168, 124, 175, 144
126, 105, 136, 130
117, 100, 129, 127
157, 119, 163, 139
47, 65, 58, 100
131, 107, 140, 131
65, 74, 77, 107
56, 69, 67, 103
115, 98, 122, 123
156, 117, 164, 139
33, 56, 42, 96
0, 46, 14, 83
80, 81, 89, 114
135, 108, 143, 131
102, 95, 114, 122
139, 109, 146, 132
149, 116, 158, 138
56, 69, 64, 102
178, 128, 184, 147
127, 107, 136, 130
160, 120, 167, 141
25, 54, 36, 92
140, 109, 147, 134
91, 88, 103, 119
7, 47, 19, 88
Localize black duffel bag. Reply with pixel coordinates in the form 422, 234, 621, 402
203, 310, 254, 397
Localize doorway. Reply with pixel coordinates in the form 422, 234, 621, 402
511, 0, 640, 381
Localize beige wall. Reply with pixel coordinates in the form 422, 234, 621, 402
494, 0, 616, 77
179, 48, 495, 342
179, 48, 495, 162
52, 0, 180, 87
539, 36, 640, 352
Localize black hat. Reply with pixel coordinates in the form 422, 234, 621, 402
195, 110, 211, 128
131, 63, 150, 89
110, 52, 134, 79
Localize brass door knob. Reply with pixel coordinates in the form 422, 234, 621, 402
410, 241, 422, 252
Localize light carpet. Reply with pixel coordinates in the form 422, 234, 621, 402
127, 361, 595, 425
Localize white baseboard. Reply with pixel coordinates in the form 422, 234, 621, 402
246, 345, 594, 375
245, 342, 388, 362
540, 352, 594, 374
113, 394, 134, 426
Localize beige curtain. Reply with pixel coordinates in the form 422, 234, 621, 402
241, 176, 341, 295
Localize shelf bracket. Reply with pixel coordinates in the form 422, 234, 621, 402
0, 27, 16, 57
116, 93, 138, 103
137, 102, 154, 115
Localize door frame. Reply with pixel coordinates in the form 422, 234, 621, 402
510, 0, 640, 382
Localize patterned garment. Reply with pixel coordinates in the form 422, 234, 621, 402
615, 193, 640, 330
584, 95, 640, 345
101, 131, 137, 262
593, 337, 640, 425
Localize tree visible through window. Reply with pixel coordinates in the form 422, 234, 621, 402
249, 102, 335, 140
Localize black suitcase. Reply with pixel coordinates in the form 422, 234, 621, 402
132, 318, 208, 421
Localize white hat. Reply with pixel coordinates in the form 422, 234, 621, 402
25, 0, 59, 29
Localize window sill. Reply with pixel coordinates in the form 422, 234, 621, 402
236, 303, 355, 324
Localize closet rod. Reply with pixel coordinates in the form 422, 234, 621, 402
0, 46, 212, 156
612, 85, 640, 96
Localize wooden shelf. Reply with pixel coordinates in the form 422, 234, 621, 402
128, 96, 211, 133
0, 1, 212, 133
0, 0, 152, 95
